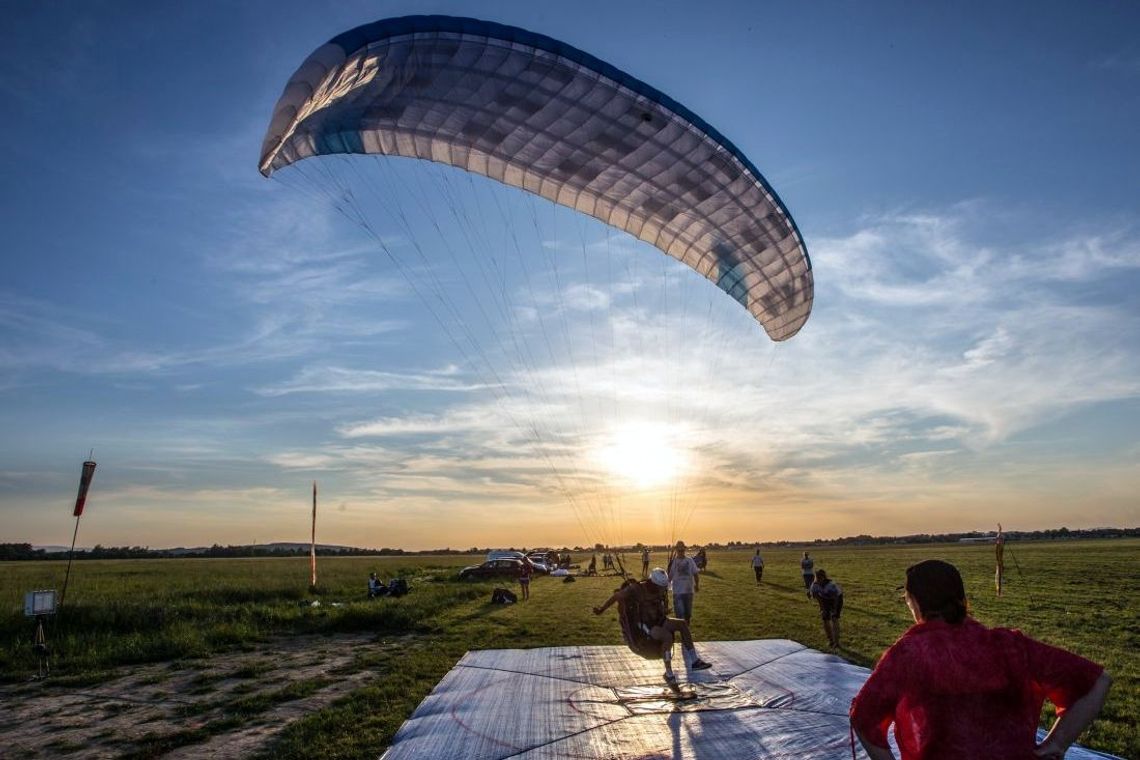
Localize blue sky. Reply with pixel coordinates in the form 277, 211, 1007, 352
2, 1, 1138, 550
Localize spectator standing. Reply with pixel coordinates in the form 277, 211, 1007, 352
518, 557, 534, 601
751, 549, 765, 584
641, 546, 651, 579
809, 569, 844, 648
850, 559, 1111, 760
668, 541, 700, 623
800, 551, 815, 598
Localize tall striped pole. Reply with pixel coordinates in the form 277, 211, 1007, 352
310, 481, 318, 588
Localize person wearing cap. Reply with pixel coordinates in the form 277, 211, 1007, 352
593, 567, 712, 685
850, 559, 1111, 760
668, 541, 701, 624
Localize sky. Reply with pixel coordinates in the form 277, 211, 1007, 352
1, 1, 1138, 551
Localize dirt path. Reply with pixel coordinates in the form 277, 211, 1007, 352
0, 633, 395, 759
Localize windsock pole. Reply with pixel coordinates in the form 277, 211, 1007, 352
60, 456, 97, 610
310, 481, 318, 588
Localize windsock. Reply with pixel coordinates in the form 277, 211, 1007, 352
74, 460, 97, 517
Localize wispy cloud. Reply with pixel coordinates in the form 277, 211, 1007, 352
256, 365, 484, 397
1090, 50, 1140, 75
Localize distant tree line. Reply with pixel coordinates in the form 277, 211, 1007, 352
0, 542, 410, 561
713, 526, 1140, 548
2, 526, 1136, 561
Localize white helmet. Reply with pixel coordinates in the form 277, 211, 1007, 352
649, 568, 669, 587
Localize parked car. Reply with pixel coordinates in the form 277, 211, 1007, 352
459, 558, 526, 581
485, 549, 526, 563
525, 551, 555, 574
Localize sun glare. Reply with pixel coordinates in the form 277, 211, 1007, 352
595, 423, 688, 489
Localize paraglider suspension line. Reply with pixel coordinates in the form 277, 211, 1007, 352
1005, 544, 1035, 606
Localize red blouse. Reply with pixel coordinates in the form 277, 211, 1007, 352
850, 618, 1102, 759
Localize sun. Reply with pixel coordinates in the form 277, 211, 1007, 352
595, 422, 689, 489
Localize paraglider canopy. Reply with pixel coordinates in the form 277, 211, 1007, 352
259, 15, 813, 341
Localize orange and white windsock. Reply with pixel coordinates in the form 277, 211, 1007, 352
73, 460, 97, 517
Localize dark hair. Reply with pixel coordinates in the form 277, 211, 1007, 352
815, 569, 829, 583
905, 559, 968, 624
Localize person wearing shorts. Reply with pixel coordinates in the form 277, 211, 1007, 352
810, 568, 843, 648
518, 557, 534, 600
593, 568, 712, 685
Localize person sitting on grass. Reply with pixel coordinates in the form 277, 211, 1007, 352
850, 559, 1111, 760
593, 567, 712, 687
367, 572, 386, 598
809, 568, 843, 648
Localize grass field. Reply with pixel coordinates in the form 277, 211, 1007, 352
2, 539, 1137, 758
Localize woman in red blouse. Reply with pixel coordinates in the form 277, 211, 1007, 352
850, 559, 1111, 760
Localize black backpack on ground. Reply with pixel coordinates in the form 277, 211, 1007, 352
491, 587, 518, 604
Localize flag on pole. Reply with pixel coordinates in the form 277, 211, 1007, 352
74, 460, 97, 517
310, 480, 318, 587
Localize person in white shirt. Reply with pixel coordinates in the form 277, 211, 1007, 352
751, 548, 765, 584
668, 541, 700, 623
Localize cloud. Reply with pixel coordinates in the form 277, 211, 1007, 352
12, 191, 1137, 546
254, 365, 482, 396
1090, 50, 1140, 75
280, 207, 1139, 522
337, 404, 508, 439
264, 452, 341, 469
1005, 233, 1140, 283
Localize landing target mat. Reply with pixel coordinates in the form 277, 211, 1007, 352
379, 639, 1117, 759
